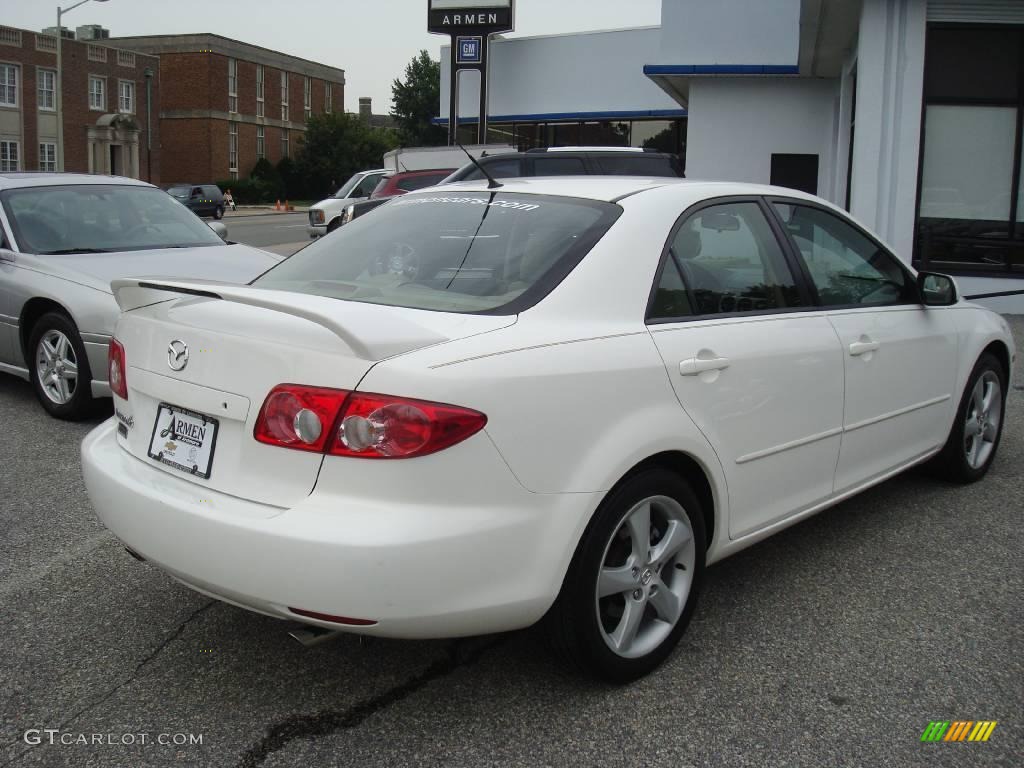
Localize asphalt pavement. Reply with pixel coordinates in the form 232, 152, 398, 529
222, 212, 311, 256
0, 319, 1021, 768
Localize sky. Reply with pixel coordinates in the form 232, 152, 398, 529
3, 0, 662, 114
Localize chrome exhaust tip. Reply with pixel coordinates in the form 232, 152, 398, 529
288, 625, 346, 647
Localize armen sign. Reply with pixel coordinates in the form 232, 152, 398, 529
428, 0, 514, 34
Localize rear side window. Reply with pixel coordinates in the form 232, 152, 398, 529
203, 186, 220, 198
254, 192, 620, 314
666, 202, 801, 316
532, 157, 587, 176
595, 155, 681, 177
772, 203, 911, 306
397, 173, 449, 192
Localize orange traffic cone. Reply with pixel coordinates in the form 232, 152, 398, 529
275, 199, 281, 211
285, 199, 293, 211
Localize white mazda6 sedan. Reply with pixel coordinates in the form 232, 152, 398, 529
82, 178, 1014, 681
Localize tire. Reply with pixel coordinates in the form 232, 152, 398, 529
326, 218, 341, 234
545, 468, 706, 683
929, 352, 1007, 483
28, 311, 95, 420
213, 205, 224, 220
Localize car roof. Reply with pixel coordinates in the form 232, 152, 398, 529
0, 173, 155, 191
420, 177, 827, 204
386, 168, 458, 178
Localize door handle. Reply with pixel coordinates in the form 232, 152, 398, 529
679, 355, 730, 376
848, 339, 880, 356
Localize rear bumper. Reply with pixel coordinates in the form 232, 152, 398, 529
81, 419, 597, 638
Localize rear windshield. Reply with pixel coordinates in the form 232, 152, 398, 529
254, 192, 620, 314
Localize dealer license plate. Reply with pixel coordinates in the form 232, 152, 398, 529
148, 403, 220, 479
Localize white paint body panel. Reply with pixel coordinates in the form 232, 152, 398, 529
81, 178, 1016, 639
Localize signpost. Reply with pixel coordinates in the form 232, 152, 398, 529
428, 0, 515, 146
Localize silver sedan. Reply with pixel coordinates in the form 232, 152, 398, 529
0, 173, 282, 419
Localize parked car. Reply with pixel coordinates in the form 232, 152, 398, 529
441, 147, 685, 184
335, 168, 457, 227
82, 177, 1013, 682
166, 184, 226, 219
0, 173, 282, 419
307, 169, 387, 238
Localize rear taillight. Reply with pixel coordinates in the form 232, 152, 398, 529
253, 385, 486, 459
253, 385, 349, 453
108, 339, 127, 399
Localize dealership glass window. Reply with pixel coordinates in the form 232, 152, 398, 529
37, 69, 55, 111
0, 64, 18, 107
0, 140, 19, 172
579, 121, 629, 147
256, 65, 264, 117
486, 122, 515, 145
88, 75, 105, 111
916, 25, 1024, 273
118, 80, 134, 113
38, 142, 56, 172
228, 58, 238, 114
228, 122, 238, 179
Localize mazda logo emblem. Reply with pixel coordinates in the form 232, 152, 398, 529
167, 340, 189, 371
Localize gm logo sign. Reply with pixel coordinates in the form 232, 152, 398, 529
456, 36, 482, 64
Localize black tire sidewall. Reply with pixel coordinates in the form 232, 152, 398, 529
558, 468, 706, 683
326, 218, 341, 234
214, 206, 224, 220
27, 312, 94, 420
942, 352, 1008, 482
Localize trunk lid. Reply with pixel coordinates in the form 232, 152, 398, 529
111, 281, 514, 509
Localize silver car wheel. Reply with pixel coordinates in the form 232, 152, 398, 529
964, 371, 1002, 470
35, 329, 79, 405
595, 495, 695, 659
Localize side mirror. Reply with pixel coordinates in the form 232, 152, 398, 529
208, 221, 228, 242
918, 271, 957, 306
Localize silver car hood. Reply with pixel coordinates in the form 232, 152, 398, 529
38, 243, 282, 294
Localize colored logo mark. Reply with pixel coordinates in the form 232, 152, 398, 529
921, 721, 997, 742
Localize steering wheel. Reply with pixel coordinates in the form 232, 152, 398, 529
370, 242, 420, 280
122, 222, 162, 241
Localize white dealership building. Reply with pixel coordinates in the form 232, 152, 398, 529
440, 0, 1024, 310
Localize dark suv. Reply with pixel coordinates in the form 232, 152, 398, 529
442, 148, 684, 183
166, 184, 225, 219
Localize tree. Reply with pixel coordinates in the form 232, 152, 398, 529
391, 50, 447, 147
293, 112, 399, 199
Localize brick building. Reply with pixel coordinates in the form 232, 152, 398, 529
0, 25, 161, 182
105, 34, 345, 184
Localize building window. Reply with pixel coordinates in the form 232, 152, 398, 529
37, 69, 56, 111
0, 140, 19, 172
280, 71, 289, 121
88, 76, 105, 111
256, 125, 265, 159
281, 127, 289, 158
256, 64, 264, 118
118, 79, 134, 113
229, 122, 238, 179
228, 58, 238, 114
116, 50, 135, 68
304, 76, 311, 118
916, 26, 1024, 274
87, 44, 107, 62
0, 64, 18, 108
325, 82, 331, 113
38, 142, 56, 172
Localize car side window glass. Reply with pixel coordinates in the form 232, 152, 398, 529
355, 176, 379, 196
671, 202, 801, 316
532, 157, 587, 176
650, 257, 692, 319
191, 187, 202, 197
772, 203, 911, 306
397, 174, 447, 192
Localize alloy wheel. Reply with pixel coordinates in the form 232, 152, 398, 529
964, 371, 1002, 470
35, 329, 79, 405
595, 495, 695, 659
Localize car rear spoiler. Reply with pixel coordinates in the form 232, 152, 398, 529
110, 278, 449, 361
